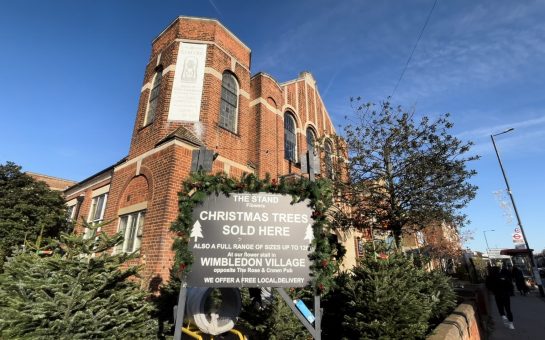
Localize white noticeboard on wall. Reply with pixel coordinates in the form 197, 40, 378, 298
168, 42, 207, 122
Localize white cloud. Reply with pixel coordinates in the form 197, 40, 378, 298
457, 115, 545, 139
353, 1, 545, 104
208, 0, 222, 17
458, 114, 545, 156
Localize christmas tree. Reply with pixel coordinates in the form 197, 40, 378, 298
304, 224, 313, 243
190, 220, 204, 242
323, 243, 438, 339
237, 288, 307, 339
0, 221, 157, 339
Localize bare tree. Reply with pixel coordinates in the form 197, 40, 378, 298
330, 99, 478, 248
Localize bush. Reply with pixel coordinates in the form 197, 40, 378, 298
322, 243, 456, 339
321, 272, 353, 339
237, 288, 307, 339
422, 269, 457, 328
0, 161, 70, 270
0, 222, 157, 339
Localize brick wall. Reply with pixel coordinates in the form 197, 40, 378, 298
427, 302, 483, 340
27, 172, 76, 191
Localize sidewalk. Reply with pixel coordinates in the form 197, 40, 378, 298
489, 289, 545, 339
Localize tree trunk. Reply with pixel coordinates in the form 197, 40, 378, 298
392, 225, 403, 250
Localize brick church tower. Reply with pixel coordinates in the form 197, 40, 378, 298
64, 16, 349, 285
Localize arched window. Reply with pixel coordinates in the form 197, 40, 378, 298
145, 67, 162, 125
324, 140, 334, 179
284, 113, 297, 162
220, 72, 238, 132
306, 127, 316, 156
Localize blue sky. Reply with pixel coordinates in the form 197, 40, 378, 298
1, 0, 545, 254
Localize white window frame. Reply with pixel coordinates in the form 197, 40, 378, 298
85, 193, 108, 239
66, 204, 77, 221
115, 211, 145, 254
416, 231, 426, 247
144, 68, 163, 126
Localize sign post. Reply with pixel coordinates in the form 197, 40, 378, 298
175, 191, 322, 339
173, 281, 187, 340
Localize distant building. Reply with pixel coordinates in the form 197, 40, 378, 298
26, 172, 76, 192
401, 222, 463, 273
62, 16, 364, 284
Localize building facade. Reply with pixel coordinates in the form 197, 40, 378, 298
27, 172, 76, 192
65, 16, 361, 284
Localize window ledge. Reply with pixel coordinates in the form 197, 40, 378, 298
218, 124, 240, 137
139, 121, 154, 131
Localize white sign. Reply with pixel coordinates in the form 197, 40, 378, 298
512, 233, 525, 244
168, 42, 207, 122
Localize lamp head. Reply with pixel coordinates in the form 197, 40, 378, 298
492, 128, 514, 137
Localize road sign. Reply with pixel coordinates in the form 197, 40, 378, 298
187, 193, 313, 288
512, 233, 525, 244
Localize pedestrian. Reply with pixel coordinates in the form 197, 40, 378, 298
512, 266, 529, 296
486, 265, 515, 330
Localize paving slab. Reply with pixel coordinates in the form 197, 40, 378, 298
489, 290, 545, 339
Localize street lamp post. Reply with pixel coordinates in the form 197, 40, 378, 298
491, 128, 544, 296
483, 229, 494, 264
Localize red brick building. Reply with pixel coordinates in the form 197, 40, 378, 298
27, 172, 76, 192
65, 16, 354, 283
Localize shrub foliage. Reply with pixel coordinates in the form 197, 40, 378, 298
322, 243, 456, 339
0, 222, 157, 339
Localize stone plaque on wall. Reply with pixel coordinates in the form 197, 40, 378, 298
167, 42, 207, 122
